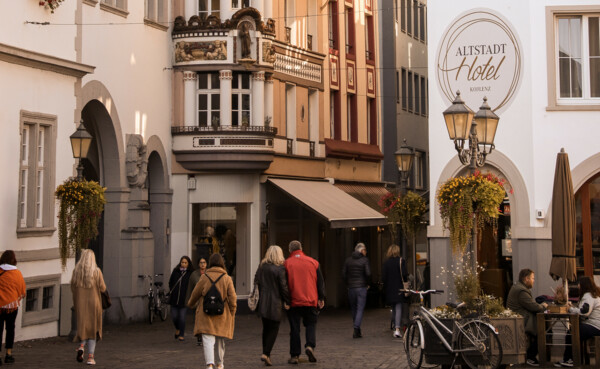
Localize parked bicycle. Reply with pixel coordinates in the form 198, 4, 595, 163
402, 289, 503, 369
138, 273, 168, 324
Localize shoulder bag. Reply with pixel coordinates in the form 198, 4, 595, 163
101, 289, 112, 309
248, 266, 260, 311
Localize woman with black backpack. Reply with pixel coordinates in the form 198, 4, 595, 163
168, 255, 194, 341
188, 253, 237, 369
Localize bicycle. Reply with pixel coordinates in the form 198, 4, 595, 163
402, 289, 503, 369
138, 273, 168, 324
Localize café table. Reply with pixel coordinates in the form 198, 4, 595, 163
536, 312, 581, 367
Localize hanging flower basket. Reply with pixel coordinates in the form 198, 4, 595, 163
55, 178, 106, 268
39, 0, 64, 13
378, 190, 426, 240
437, 171, 506, 254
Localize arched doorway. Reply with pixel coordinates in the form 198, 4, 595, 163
574, 173, 600, 280
146, 135, 172, 278
81, 99, 124, 274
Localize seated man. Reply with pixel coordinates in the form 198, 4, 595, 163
507, 268, 548, 367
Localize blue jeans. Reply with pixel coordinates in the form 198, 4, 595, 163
392, 302, 403, 329
348, 287, 368, 329
171, 306, 187, 337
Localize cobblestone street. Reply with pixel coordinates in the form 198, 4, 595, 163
13, 308, 408, 369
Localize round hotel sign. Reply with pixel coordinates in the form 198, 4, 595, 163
436, 9, 522, 113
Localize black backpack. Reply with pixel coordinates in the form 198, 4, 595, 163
203, 273, 225, 315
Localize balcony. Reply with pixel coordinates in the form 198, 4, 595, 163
172, 125, 277, 171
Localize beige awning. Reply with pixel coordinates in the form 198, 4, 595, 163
334, 182, 391, 212
268, 178, 387, 228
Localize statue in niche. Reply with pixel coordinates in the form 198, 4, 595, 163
239, 22, 252, 59
125, 134, 148, 188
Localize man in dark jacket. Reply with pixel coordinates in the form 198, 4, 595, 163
342, 242, 371, 338
285, 240, 325, 364
507, 268, 548, 367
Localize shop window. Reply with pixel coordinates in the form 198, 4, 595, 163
22, 274, 60, 327
197, 72, 220, 127
232, 73, 251, 126
17, 111, 56, 237
191, 204, 247, 286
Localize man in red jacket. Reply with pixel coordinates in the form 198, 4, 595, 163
284, 240, 325, 364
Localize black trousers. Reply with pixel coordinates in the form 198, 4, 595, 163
261, 317, 280, 356
527, 333, 538, 361
0, 309, 18, 351
287, 306, 318, 357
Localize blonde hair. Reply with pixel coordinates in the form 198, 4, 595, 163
71, 249, 99, 288
261, 245, 285, 266
385, 244, 401, 259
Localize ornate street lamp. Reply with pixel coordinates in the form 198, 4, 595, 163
395, 139, 414, 261
443, 92, 499, 172
395, 139, 414, 196
443, 92, 500, 266
69, 120, 92, 180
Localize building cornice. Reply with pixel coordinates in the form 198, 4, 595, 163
0, 42, 95, 78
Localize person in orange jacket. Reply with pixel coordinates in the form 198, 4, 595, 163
0, 250, 26, 365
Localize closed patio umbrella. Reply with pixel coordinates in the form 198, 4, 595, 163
549, 148, 577, 299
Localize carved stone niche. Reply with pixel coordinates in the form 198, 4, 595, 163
125, 134, 148, 188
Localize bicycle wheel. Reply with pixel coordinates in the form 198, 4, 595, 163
158, 291, 168, 321
405, 321, 424, 369
148, 299, 154, 324
458, 320, 502, 369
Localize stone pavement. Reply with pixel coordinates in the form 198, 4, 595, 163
11, 307, 591, 369
13, 308, 408, 369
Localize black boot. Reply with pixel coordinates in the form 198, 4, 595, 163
4, 354, 14, 364
353, 327, 362, 338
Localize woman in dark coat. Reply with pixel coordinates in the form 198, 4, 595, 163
169, 255, 194, 341
255, 245, 290, 366
382, 244, 409, 338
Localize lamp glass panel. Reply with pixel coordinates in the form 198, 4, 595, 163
80, 137, 92, 158
444, 111, 472, 140
70, 137, 82, 158
475, 116, 499, 145
396, 153, 413, 172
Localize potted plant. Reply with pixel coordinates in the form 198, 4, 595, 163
264, 115, 272, 128
437, 170, 506, 254
55, 178, 106, 268
39, 0, 64, 13
378, 190, 426, 242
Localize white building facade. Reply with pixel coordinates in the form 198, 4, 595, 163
428, 0, 600, 306
1, 0, 173, 340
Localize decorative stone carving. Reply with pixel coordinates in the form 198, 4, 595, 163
262, 41, 276, 63
175, 41, 227, 62
126, 134, 148, 188
239, 22, 252, 59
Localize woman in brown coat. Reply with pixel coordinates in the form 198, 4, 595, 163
71, 249, 106, 365
188, 253, 237, 369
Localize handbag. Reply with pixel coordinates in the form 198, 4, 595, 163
101, 289, 112, 310
247, 282, 259, 311
400, 258, 410, 297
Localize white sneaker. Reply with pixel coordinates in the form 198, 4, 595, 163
393, 328, 402, 338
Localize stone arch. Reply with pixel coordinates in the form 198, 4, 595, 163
571, 151, 600, 193
432, 150, 531, 236
80, 80, 126, 189
146, 135, 173, 277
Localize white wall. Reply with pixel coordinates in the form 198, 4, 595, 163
428, 0, 600, 229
